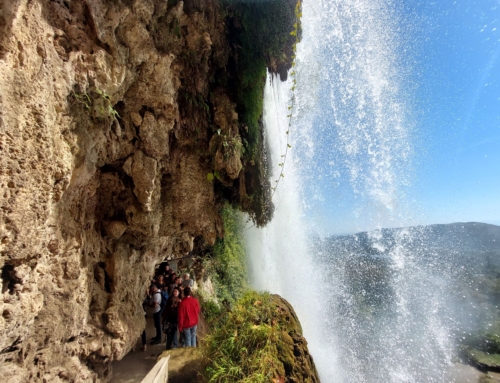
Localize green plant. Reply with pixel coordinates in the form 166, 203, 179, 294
74, 92, 91, 110
206, 204, 248, 306
200, 298, 223, 325
207, 171, 222, 183
222, 135, 243, 159
72, 88, 120, 120
271, 0, 301, 198
95, 88, 120, 120
201, 291, 313, 383
223, 0, 301, 160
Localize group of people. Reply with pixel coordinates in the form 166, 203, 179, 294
142, 264, 200, 351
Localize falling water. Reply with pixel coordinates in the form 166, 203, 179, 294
246, 1, 461, 382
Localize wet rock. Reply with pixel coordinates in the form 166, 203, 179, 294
462, 348, 500, 372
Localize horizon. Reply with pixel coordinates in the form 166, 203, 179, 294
322, 219, 500, 237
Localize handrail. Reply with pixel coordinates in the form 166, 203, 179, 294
140, 354, 170, 383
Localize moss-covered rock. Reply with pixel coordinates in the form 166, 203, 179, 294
202, 291, 320, 383
461, 347, 500, 372
159, 348, 202, 383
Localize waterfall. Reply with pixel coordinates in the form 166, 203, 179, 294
246, 1, 457, 382
246, 74, 344, 380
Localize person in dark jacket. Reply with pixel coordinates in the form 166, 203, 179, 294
162, 287, 181, 349
178, 287, 200, 347
168, 276, 182, 296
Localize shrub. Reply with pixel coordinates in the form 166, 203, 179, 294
208, 204, 249, 306
202, 290, 319, 383
202, 291, 286, 383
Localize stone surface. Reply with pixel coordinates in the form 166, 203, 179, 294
463, 348, 500, 372
444, 363, 483, 383
210, 90, 243, 182
0, 0, 238, 381
270, 295, 321, 383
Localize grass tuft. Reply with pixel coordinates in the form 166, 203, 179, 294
202, 291, 287, 383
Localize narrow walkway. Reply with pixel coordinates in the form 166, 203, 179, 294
110, 315, 204, 383
110, 316, 167, 383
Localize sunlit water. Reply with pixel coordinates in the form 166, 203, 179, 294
245, 1, 462, 382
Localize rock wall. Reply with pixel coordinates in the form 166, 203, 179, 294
0, 0, 249, 381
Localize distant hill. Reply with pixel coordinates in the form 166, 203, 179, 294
318, 222, 500, 258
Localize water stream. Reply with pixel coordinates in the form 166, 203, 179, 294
246, 1, 459, 382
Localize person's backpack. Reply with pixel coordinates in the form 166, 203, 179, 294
159, 290, 168, 311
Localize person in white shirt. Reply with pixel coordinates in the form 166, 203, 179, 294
181, 273, 194, 292
149, 284, 162, 344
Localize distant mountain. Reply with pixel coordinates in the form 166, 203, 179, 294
318, 222, 500, 257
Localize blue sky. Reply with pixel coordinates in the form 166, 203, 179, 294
295, 0, 500, 234
409, 0, 500, 227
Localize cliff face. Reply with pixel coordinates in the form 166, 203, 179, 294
0, 0, 254, 381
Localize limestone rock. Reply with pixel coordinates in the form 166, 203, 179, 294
123, 150, 159, 212
211, 90, 243, 181
130, 112, 143, 127
104, 221, 128, 240
462, 347, 500, 372
271, 295, 321, 383
0, 0, 229, 381
139, 111, 171, 160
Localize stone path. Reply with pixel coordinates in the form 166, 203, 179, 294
110, 316, 169, 383
110, 316, 202, 383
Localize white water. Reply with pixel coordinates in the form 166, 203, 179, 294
246, 74, 344, 380
246, 1, 456, 382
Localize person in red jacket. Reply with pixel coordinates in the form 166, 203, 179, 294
177, 287, 200, 347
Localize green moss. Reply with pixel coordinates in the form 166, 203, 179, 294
206, 204, 249, 306
201, 291, 319, 383
461, 347, 500, 370
236, 60, 267, 154
225, 0, 300, 159
479, 375, 496, 383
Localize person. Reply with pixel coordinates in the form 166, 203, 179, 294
181, 273, 194, 291
158, 261, 172, 278
162, 287, 181, 350
160, 285, 169, 314
167, 273, 177, 288
164, 264, 173, 279
156, 274, 166, 289
178, 287, 200, 347
149, 283, 162, 344
169, 276, 182, 296
166, 272, 177, 286
141, 292, 148, 351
